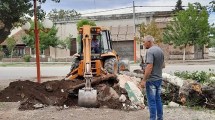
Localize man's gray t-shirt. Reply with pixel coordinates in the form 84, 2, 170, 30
145, 45, 164, 81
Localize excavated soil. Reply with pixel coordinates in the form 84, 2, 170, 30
0, 78, 130, 110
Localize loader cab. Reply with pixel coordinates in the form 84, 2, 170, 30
78, 27, 113, 56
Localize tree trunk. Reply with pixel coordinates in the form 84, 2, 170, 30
66, 49, 68, 62
163, 74, 215, 109
55, 47, 56, 62
183, 47, 186, 62
10, 49, 13, 63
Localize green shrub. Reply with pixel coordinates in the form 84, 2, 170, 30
174, 70, 215, 83
23, 55, 31, 62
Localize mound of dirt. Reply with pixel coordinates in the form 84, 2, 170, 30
0, 76, 131, 110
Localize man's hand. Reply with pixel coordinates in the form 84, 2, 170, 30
138, 80, 146, 90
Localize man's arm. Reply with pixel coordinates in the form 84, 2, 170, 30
138, 49, 154, 89
143, 63, 153, 81
139, 63, 153, 89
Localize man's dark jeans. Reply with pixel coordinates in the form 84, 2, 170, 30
146, 80, 163, 120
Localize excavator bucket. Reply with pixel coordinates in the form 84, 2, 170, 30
78, 78, 97, 107
78, 88, 97, 107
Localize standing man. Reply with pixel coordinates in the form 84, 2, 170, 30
139, 35, 165, 120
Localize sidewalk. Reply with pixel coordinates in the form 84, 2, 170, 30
166, 59, 215, 64
0, 58, 215, 67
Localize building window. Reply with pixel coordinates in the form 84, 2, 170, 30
14, 47, 25, 57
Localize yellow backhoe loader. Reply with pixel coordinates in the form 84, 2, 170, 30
65, 25, 128, 107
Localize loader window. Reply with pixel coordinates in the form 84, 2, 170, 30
101, 31, 109, 53
77, 34, 83, 54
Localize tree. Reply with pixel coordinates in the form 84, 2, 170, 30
173, 0, 184, 12
22, 21, 60, 53
139, 20, 162, 45
0, 0, 60, 44
47, 9, 80, 21
76, 19, 96, 30
6, 37, 16, 62
58, 35, 73, 50
57, 35, 73, 62
163, 3, 210, 61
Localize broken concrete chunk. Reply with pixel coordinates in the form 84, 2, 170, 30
109, 87, 119, 99
97, 84, 119, 101
168, 101, 180, 107
125, 81, 145, 107
119, 94, 127, 102
63, 104, 69, 109
162, 73, 184, 87
117, 75, 130, 88
33, 103, 44, 109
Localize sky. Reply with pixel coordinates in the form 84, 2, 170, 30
41, 0, 215, 24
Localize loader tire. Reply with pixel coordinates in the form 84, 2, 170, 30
104, 57, 118, 74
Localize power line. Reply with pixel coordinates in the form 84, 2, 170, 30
135, 5, 188, 7
81, 6, 132, 15
80, 5, 189, 16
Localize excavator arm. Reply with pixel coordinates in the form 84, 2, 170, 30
82, 25, 92, 80
78, 25, 97, 107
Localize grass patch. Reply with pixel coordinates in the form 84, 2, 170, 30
0, 63, 32, 67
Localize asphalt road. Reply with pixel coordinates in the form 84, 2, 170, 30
0, 64, 214, 80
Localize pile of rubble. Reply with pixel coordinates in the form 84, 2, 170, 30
1, 69, 214, 110
0, 74, 145, 110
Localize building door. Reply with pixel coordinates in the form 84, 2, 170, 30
112, 40, 134, 61
194, 45, 203, 59
70, 38, 77, 56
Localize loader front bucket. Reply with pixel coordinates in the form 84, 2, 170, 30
78, 88, 97, 107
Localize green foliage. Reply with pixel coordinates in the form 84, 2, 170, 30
209, 39, 215, 47
22, 21, 60, 52
174, 69, 215, 83
23, 55, 31, 62
209, 26, 215, 47
0, 0, 60, 43
139, 20, 162, 44
163, 3, 210, 48
6, 37, 16, 55
58, 35, 73, 50
47, 9, 80, 21
76, 19, 96, 30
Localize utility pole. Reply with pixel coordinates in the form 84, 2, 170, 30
133, 1, 136, 35
133, 1, 136, 63
34, 0, 41, 83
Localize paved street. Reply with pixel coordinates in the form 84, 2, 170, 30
0, 63, 214, 80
